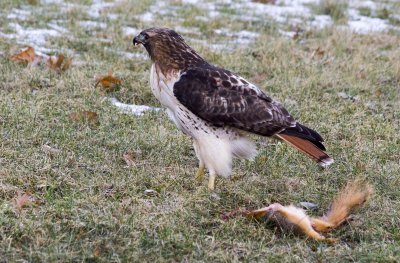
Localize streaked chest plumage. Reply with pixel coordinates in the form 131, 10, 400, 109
149, 63, 237, 140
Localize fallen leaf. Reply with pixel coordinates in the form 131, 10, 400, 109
95, 70, 122, 91
93, 246, 102, 258
69, 111, 99, 125
47, 54, 72, 73
10, 47, 35, 64
123, 151, 136, 167
375, 89, 383, 97
14, 192, 33, 210
311, 47, 325, 59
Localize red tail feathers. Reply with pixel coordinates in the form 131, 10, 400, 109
276, 134, 334, 167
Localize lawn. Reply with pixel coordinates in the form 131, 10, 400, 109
0, 0, 399, 262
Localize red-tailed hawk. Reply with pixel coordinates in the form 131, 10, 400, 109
133, 27, 333, 190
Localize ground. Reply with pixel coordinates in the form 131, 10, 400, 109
0, 0, 399, 262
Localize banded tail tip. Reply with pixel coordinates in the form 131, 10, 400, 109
318, 157, 334, 168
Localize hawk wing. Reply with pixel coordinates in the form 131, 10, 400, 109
173, 66, 296, 137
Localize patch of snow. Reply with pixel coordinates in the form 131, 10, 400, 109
41, 0, 63, 4
310, 15, 333, 29
7, 8, 31, 20
232, 1, 311, 24
347, 8, 391, 34
109, 98, 159, 116
2, 23, 61, 47
187, 38, 229, 51
233, 30, 260, 39
181, 0, 201, 4
105, 48, 148, 60
122, 26, 140, 37
96, 38, 113, 43
348, 17, 391, 34
278, 29, 297, 38
135, 12, 154, 23
213, 28, 259, 44
47, 22, 69, 33
78, 20, 107, 29
194, 16, 209, 22
349, 0, 378, 10
214, 28, 260, 39
134, 1, 170, 23
87, 0, 118, 18
174, 26, 201, 35
208, 10, 221, 18
107, 13, 119, 20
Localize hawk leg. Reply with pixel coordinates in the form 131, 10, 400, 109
208, 172, 216, 191
195, 163, 205, 182
193, 140, 205, 182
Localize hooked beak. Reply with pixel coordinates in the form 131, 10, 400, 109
133, 34, 145, 46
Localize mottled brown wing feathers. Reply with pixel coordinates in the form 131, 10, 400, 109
173, 67, 296, 136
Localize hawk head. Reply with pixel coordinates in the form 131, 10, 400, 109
133, 27, 206, 72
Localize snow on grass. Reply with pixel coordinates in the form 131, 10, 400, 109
214, 28, 260, 44
47, 22, 69, 33
278, 29, 297, 38
346, 6, 394, 34
1, 0, 399, 60
104, 48, 148, 60
232, 0, 311, 23
122, 26, 140, 37
310, 15, 333, 29
135, 12, 155, 23
2, 23, 62, 47
106, 13, 119, 20
40, 0, 64, 4
78, 20, 107, 29
109, 98, 160, 116
174, 26, 201, 35
347, 16, 392, 34
214, 28, 259, 39
7, 8, 31, 20
87, 0, 120, 18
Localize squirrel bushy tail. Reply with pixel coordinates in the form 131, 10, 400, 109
242, 179, 373, 242
311, 180, 373, 233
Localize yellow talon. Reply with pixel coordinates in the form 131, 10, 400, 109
195, 165, 205, 182
208, 174, 216, 191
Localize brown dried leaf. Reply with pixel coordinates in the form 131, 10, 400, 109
375, 89, 383, 97
93, 246, 102, 258
47, 54, 72, 73
311, 47, 325, 59
69, 111, 99, 125
123, 151, 136, 167
10, 47, 36, 64
14, 192, 33, 210
95, 70, 122, 91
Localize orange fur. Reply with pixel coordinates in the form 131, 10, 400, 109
245, 180, 373, 242
312, 180, 374, 232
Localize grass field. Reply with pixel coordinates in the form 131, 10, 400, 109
1, 0, 399, 262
